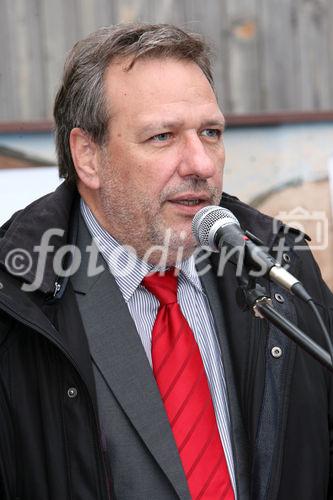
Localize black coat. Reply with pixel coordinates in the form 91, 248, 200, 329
0, 181, 332, 499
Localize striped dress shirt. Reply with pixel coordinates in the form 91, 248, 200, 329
81, 199, 236, 496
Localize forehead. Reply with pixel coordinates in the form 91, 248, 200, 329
103, 57, 221, 123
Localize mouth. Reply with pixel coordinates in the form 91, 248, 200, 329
167, 194, 211, 213
171, 199, 202, 206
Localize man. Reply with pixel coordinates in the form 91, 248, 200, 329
0, 23, 332, 500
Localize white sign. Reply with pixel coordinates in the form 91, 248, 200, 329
0, 167, 61, 225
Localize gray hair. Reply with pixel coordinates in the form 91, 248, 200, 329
53, 23, 215, 180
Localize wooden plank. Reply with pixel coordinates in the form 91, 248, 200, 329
297, 0, 331, 110
63, 0, 83, 46
258, 0, 302, 111
329, 0, 333, 106
224, 0, 261, 113
39, 0, 69, 117
77, 0, 99, 34
182, 0, 233, 112
12, 0, 46, 119
13, 0, 33, 118
0, 0, 20, 120
40, 0, 94, 118
94, 0, 117, 27
116, 0, 145, 23
137, 0, 159, 22
0, 0, 10, 119
154, 0, 187, 24
119, 0, 183, 24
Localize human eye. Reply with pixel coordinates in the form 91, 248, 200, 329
150, 132, 172, 142
201, 128, 222, 139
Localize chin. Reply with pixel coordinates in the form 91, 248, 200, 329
140, 234, 197, 267
167, 238, 198, 265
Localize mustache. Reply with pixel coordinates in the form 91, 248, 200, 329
160, 179, 220, 203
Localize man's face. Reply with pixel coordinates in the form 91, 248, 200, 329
94, 57, 225, 264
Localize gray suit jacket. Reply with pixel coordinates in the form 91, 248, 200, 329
71, 215, 249, 499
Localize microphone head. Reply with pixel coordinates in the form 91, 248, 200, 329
192, 205, 240, 250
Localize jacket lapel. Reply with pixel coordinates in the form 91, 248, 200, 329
71, 216, 190, 500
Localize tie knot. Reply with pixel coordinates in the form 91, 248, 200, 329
142, 268, 178, 305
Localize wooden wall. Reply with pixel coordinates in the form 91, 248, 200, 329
1, 0, 332, 121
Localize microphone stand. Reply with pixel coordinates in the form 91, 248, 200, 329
236, 276, 333, 373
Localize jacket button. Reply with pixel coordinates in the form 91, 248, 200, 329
274, 293, 284, 303
271, 346, 283, 358
67, 387, 78, 398
282, 253, 291, 263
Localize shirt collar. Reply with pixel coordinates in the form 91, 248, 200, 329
80, 199, 203, 301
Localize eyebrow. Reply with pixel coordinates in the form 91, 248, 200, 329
141, 118, 226, 134
201, 119, 226, 133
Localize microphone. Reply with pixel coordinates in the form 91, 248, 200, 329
192, 205, 311, 302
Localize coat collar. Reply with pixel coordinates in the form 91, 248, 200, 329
221, 193, 283, 249
0, 181, 78, 295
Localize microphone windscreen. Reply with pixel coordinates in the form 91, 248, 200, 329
192, 205, 239, 247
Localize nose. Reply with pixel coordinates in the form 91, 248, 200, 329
178, 133, 219, 179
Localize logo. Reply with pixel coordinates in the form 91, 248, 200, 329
274, 206, 329, 251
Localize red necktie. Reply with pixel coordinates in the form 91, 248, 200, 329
142, 269, 234, 500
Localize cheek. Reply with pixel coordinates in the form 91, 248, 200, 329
215, 150, 225, 178
138, 159, 175, 190
120, 145, 180, 196
124, 168, 159, 202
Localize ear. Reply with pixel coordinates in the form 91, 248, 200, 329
69, 128, 101, 190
